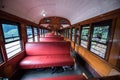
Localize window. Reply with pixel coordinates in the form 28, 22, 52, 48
60, 19, 67, 24
42, 29, 45, 35
44, 18, 51, 23
76, 28, 80, 45
0, 50, 3, 64
80, 25, 90, 48
1, 22, 22, 58
65, 29, 67, 37
68, 29, 71, 39
39, 28, 42, 37
44, 29, 49, 34
72, 28, 75, 42
40, 28, 44, 37
66, 29, 69, 38
34, 27, 38, 42
90, 20, 112, 58
27, 26, 33, 42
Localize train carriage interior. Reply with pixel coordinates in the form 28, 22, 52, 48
0, 0, 120, 80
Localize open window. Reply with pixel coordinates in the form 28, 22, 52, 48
1, 21, 22, 58
66, 28, 69, 38
27, 26, 33, 42
64, 29, 67, 37
80, 25, 90, 48
68, 28, 71, 39
34, 27, 38, 42
39, 28, 42, 37
44, 29, 49, 34
90, 20, 112, 58
76, 28, 80, 45
39, 28, 44, 37
72, 27, 75, 42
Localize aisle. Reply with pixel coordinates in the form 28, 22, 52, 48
20, 62, 93, 80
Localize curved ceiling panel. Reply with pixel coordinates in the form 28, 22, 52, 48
0, 0, 120, 24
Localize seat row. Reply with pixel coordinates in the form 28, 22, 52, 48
19, 32, 87, 80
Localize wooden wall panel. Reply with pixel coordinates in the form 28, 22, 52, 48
20, 23, 27, 50
40, 16, 71, 30
78, 46, 112, 76
0, 51, 25, 78
0, 10, 38, 78
108, 16, 120, 70
63, 9, 120, 77
71, 42, 75, 49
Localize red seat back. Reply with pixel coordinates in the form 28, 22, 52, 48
40, 37, 64, 42
25, 42, 70, 56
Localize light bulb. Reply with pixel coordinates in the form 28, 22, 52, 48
43, 13, 46, 17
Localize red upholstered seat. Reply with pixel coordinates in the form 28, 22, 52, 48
45, 33, 55, 36
19, 42, 74, 69
40, 37, 64, 42
26, 75, 87, 80
45, 35, 61, 37
20, 55, 74, 69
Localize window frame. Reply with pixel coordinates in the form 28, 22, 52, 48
26, 25, 34, 42
75, 27, 80, 45
34, 27, 38, 42
1, 20, 22, 58
72, 27, 75, 42
68, 28, 71, 39
80, 24, 90, 48
89, 19, 112, 59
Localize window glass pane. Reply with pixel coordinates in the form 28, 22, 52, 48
40, 29, 44, 37
34, 28, 38, 42
2, 24, 20, 43
65, 29, 67, 37
90, 20, 112, 59
44, 29, 49, 34
27, 26, 33, 42
5, 41, 21, 54
80, 26, 90, 48
34, 28, 37, 36
76, 28, 79, 45
66, 29, 68, 38
27, 26, 33, 38
2, 23, 22, 58
68, 29, 71, 39
90, 42, 107, 58
39, 29, 41, 37
72, 28, 75, 41
81, 26, 89, 41
92, 26, 109, 44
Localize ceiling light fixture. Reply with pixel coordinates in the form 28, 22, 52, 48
42, 13, 46, 17
41, 10, 46, 17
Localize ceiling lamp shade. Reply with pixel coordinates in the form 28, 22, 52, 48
41, 10, 46, 17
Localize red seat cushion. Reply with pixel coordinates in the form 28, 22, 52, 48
20, 55, 74, 69
26, 75, 87, 80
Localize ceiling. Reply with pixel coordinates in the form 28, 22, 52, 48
0, 0, 120, 25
